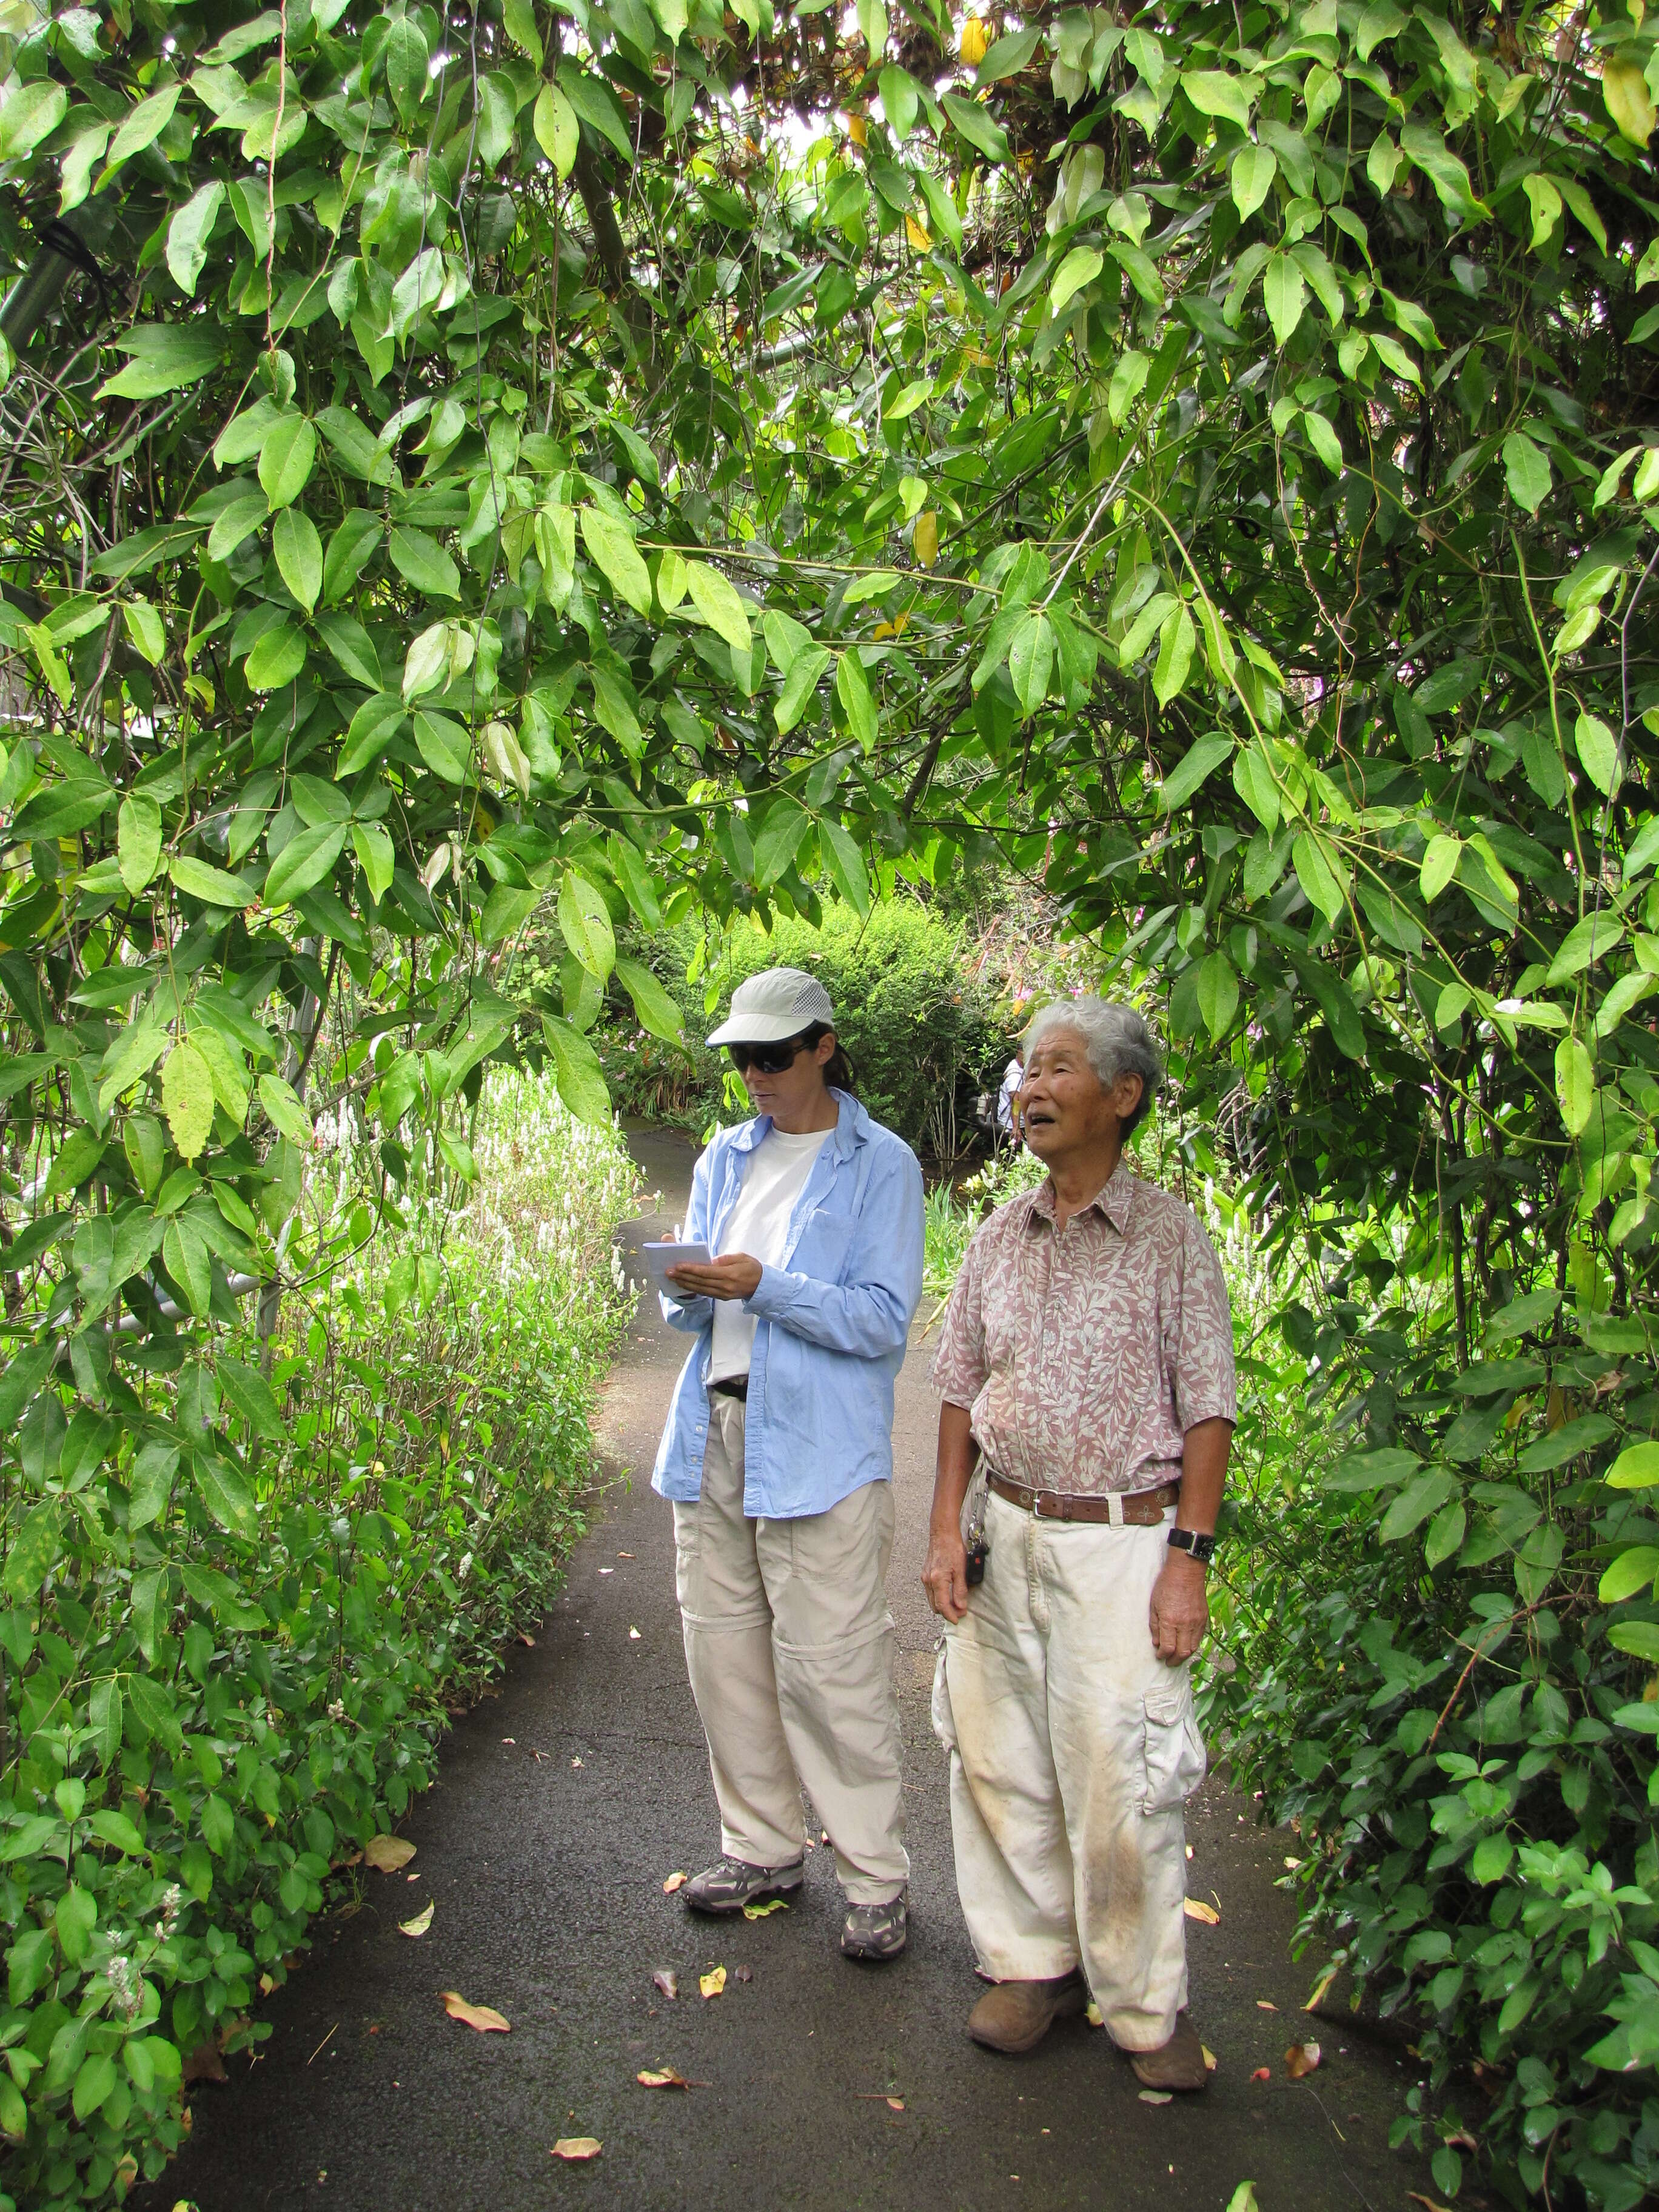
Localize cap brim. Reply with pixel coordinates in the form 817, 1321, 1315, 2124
705, 1011, 816, 1047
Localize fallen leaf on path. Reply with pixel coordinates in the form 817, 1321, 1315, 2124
1285, 2040, 1321, 2078
398, 1902, 434, 1938
441, 1992, 510, 2033
734, 1965, 752, 1983
742, 1898, 786, 1920
518, 1632, 535, 1647
629, 1627, 641, 1640
1184, 1897, 1220, 1925
1407, 2197, 1455, 2212
886, 2097, 905, 2111
1138, 2090, 1171, 2105
663, 1872, 687, 1893
1203, 2046, 1217, 2072
1284, 1855, 1302, 1869
637, 2068, 694, 2090
1250, 2067, 1271, 2082
1085, 2001, 1104, 2028
653, 1969, 679, 2001
363, 1835, 415, 1873
1256, 2000, 1277, 2011
1227, 2187, 1260, 2212
699, 1966, 726, 2000
1305, 1967, 1339, 2011
599, 1567, 614, 1575
617, 1551, 634, 1558
551, 2139, 602, 2161
571, 1757, 583, 1768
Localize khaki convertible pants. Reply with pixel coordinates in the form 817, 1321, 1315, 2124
673, 1396, 908, 1905
933, 1492, 1207, 2050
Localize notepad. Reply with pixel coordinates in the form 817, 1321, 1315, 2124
638, 1240, 712, 1286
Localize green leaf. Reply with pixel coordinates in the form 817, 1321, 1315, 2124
1182, 69, 1255, 129
837, 649, 879, 752
1162, 732, 1233, 811
1050, 246, 1103, 313
324, 509, 385, 603
1293, 831, 1347, 925
1263, 253, 1307, 347
558, 870, 617, 980
118, 796, 162, 896
97, 324, 222, 400
315, 405, 399, 488
163, 1216, 212, 1315
532, 82, 578, 176
1152, 603, 1195, 707
541, 1013, 612, 1124
170, 854, 255, 908
1503, 431, 1552, 515
1379, 1467, 1456, 1541
1574, 712, 1620, 796
258, 414, 318, 511
166, 181, 224, 298
264, 822, 347, 907
557, 60, 635, 161
1599, 1545, 1659, 1602
754, 800, 811, 888
1555, 1034, 1596, 1136
1607, 1441, 1659, 1490
353, 822, 395, 905
1232, 742, 1278, 830
976, 25, 1041, 82
574, 508, 649, 616
244, 623, 307, 691
775, 643, 831, 734
315, 611, 382, 690
218, 1355, 285, 1444
941, 90, 1011, 164
194, 1449, 259, 1538
271, 509, 323, 615
614, 957, 686, 1044
1010, 612, 1055, 716
128, 1443, 178, 1532
1196, 952, 1239, 1041
684, 559, 752, 651
0, 79, 67, 162
389, 526, 461, 600
819, 818, 872, 916
2, 1500, 59, 1598
1419, 833, 1462, 902
161, 1042, 215, 1160
1231, 142, 1277, 219
258, 1073, 314, 1147
412, 709, 472, 782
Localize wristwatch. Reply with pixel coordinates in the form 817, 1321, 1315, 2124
1167, 1527, 1217, 1566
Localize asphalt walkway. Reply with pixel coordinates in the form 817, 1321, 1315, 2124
147, 1124, 1426, 2212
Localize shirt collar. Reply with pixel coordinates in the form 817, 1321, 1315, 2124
1028, 1160, 1136, 1236
734, 1087, 865, 1160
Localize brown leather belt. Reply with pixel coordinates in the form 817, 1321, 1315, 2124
988, 1472, 1180, 1526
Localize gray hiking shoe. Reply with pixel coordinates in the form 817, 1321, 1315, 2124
840, 1889, 908, 1962
682, 1854, 805, 1915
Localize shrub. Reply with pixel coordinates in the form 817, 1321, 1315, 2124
0, 1072, 635, 2211
597, 900, 1017, 1159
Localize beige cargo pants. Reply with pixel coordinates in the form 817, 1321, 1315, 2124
673, 1396, 909, 1905
933, 1492, 1207, 2050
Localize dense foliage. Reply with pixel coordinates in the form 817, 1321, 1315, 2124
5, 0, 1659, 2198
596, 900, 1014, 1151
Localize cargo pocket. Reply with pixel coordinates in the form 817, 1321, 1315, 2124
1140, 1675, 1207, 1815
931, 1638, 957, 1755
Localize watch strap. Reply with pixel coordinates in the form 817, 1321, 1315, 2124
1167, 1527, 1217, 1565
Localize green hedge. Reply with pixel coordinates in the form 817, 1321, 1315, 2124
0, 1076, 636, 2210
597, 900, 1016, 1156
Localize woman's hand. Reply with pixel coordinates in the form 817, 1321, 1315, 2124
666, 1254, 763, 1301
922, 1521, 971, 1623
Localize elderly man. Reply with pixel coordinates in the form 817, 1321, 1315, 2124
922, 997, 1235, 2090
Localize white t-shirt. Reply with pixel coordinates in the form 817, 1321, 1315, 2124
708, 1125, 833, 1383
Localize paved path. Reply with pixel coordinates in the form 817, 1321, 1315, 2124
149, 1125, 1425, 2212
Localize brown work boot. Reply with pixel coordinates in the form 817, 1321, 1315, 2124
967, 1970, 1088, 2054
1128, 2009, 1210, 2092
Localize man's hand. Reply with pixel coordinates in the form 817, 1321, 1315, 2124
665, 1254, 763, 1301
1149, 1551, 1210, 1664
922, 1521, 971, 1623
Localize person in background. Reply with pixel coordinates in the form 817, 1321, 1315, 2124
995, 1050, 1024, 1144
922, 997, 1236, 2090
654, 967, 925, 1962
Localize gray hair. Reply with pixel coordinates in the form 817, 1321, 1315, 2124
1022, 997, 1163, 1138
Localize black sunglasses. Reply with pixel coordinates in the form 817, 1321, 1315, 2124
727, 1037, 811, 1076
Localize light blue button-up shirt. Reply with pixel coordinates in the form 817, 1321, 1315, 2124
652, 1090, 925, 1520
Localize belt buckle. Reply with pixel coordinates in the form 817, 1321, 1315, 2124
1030, 1487, 1052, 1520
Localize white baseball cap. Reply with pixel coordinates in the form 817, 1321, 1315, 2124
706, 965, 836, 1047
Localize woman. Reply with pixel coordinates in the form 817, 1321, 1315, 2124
654, 964, 925, 1961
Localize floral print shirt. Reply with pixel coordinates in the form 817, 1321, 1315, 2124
931, 1162, 1237, 1495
